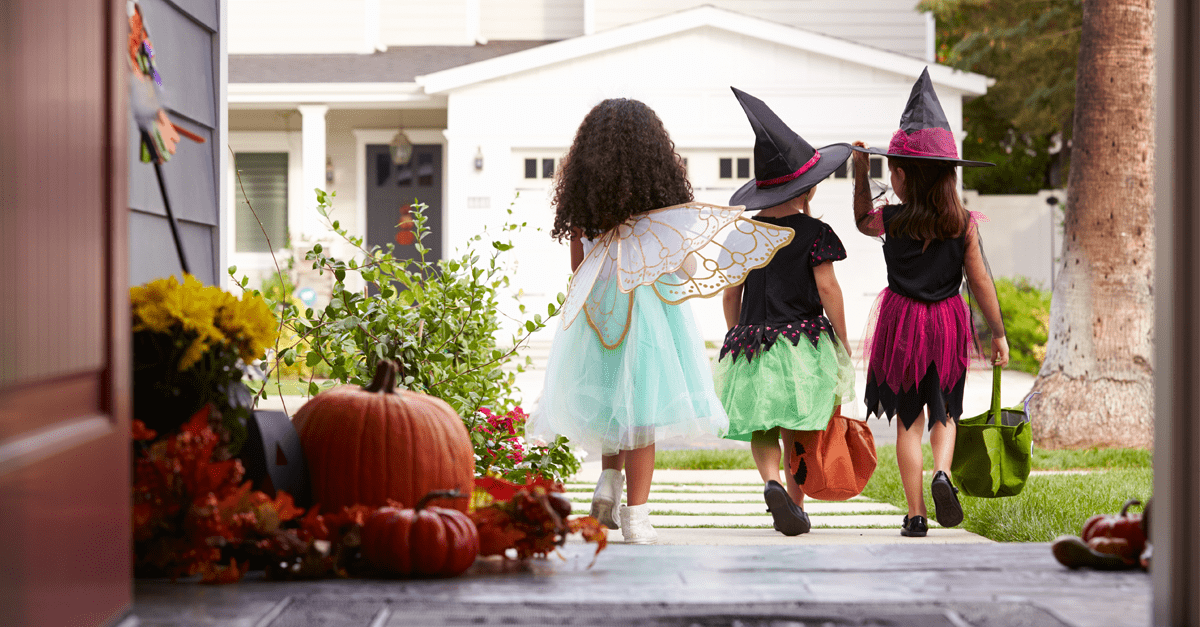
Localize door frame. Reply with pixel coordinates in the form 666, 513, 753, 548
353, 128, 449, 260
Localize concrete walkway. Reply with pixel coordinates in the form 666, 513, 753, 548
569, 462, 990, 545
128, 542, 1151, 627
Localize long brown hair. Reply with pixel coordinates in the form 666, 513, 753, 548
551, 98, 692, 241
885, 157, 969, 240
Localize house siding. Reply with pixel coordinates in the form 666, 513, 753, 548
593, 0, 929, 59
481, 0, 584, 41
130, 0, 224, 286
229, 0, 366, 53
441, 26, 962, 342
381, 0, 472, 47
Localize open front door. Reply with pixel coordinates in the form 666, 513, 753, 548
0, 0, 132, 625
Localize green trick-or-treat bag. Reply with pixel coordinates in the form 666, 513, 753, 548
951, 366, 1033, 498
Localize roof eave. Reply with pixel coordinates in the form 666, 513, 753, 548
228, 82, 444, 108
417, 5, 990, 96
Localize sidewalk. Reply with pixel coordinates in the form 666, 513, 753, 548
568, 462, 990, 545
129, 541, 1150, 627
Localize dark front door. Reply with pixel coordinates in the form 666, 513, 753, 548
366, 144, 443, 264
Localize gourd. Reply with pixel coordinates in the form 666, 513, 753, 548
293, 360, 474, 512
1081, 498, 1146, 562
360, 491, 479, 577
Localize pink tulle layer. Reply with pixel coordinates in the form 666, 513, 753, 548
863, 288, 973, 393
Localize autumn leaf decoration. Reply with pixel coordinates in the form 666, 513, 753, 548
470, 475, 607, 567
131, 405, 374, 583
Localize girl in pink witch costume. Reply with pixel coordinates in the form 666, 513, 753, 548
851, 68, 1009, 537
527, 98, 794, 544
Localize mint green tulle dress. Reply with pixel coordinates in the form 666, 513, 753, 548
527, 203, 795, 456
713, 213, 856, 441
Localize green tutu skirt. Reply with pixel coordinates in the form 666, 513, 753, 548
714, 333, 855, 441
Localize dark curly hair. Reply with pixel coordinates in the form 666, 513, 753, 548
551, 98, 692, 241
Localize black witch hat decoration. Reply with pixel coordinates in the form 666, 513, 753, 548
728, 87, 852, 212
852, 67, 994, 167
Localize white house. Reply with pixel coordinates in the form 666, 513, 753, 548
226, 1, 990, 343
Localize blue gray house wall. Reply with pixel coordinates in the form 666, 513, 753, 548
129, 0, 224, 286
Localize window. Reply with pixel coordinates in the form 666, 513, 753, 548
523, 157, 556, 179
834, 161, 848, 179
719, 157, 752, 179
234, 152, 288, 253
869, 157, 883, 179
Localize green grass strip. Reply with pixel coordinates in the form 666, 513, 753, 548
861, 445, 1153, 542
654, 445, 1150, 471
645, 510, 900, 517
654, 524, 901, 530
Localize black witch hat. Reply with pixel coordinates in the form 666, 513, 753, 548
728, 87, 851, 212
851, 67, 993, 167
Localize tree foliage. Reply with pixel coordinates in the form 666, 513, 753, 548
921, 0, 1081, 193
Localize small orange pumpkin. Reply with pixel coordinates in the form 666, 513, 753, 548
361, 491, 480, 577
293, 360, 474, 512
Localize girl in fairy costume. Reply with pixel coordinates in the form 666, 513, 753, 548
851, 68, 1009, 537
714, 88, 856, 536
528, 98, 793, 544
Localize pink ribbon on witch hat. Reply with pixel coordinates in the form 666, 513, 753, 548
756, 151, 822, 188
887, 127, 959, 160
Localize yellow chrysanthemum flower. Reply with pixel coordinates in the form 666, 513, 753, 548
131, 273, 277, 371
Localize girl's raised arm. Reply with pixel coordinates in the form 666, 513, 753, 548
851, 142, 883, 237
814, 262, 852, 359
964, 225, 1010, 367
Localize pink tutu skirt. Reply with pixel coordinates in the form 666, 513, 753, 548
862, 288, 975, 430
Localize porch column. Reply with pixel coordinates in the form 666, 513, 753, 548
1154, 0, 1200, 622
297, 104, 329, 242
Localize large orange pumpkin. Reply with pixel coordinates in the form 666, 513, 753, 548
292, 360, 474, 512
361, 491, 480, 577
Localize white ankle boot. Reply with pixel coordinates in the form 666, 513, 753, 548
590, 468, 623, 530
619, 503, 658, 544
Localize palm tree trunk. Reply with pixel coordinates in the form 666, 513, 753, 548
1030, 0, 1156, 448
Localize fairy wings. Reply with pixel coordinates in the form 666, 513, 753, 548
560, 202, 795, 349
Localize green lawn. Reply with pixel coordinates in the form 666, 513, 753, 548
655, 445, 1153, 543
655, 445, 1151, 472
860, 445, 1152, 542
246, 377, 336, 398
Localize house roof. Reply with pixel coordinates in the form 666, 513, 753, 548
417, 6, 990, 96
229, 41, 552, 84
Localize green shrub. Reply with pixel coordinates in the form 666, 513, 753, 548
994, 277, 1051, 374
231, 190, 579, 483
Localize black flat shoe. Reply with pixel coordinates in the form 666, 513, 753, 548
931, 470, 963, 528
764, 480, 811, 536
901, 515, 928, 537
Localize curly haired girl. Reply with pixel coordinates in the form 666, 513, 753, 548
528, 98, 793, 544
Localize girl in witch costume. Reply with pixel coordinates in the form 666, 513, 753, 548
713, 88, 856, 536
527, 98, 793, 544
851, 68, 1009, 537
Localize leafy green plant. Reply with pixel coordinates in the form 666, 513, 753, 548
231, 190, 578, 482
255, 258, 331, 380
994, 277, 1052, 374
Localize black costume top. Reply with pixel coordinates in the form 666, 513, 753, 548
719, 213, 846, 363
880, 204, 967, 302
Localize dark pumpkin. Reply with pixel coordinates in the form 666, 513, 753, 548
1080, 498, 1146, 558
360, 491, 480, 577
292, 360, 474, 512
